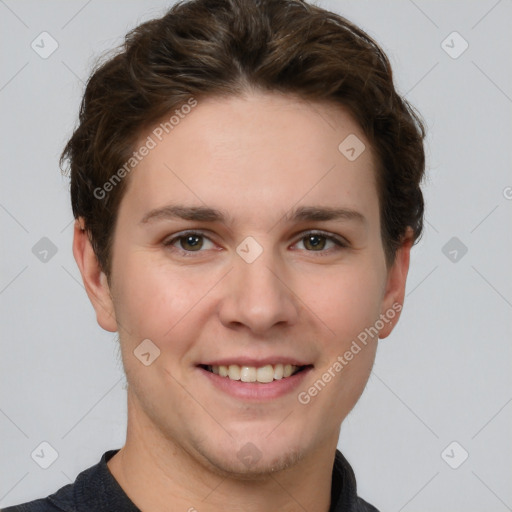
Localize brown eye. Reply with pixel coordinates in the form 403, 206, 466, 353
293, 231, 347, 254
164, 231, 215, 254
179, 234, 204, 251
303, 234, 327, 251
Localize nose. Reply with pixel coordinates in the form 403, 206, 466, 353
217, 248, 300, 335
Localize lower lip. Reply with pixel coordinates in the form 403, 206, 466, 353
198, 366, 313, 401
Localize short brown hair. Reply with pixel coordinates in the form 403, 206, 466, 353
61, 0, 425, 277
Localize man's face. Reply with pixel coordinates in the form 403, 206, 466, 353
88, 92, 408, 475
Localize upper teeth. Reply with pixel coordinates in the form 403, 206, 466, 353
208, 364, 299, 383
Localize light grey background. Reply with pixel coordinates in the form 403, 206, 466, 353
1, 1, 511, 510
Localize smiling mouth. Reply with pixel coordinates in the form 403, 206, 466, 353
200, 363, 311, 384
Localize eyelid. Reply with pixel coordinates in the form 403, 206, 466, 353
162, 229, 217, 253
163, 229, 349, 254
293, 229, 349, 247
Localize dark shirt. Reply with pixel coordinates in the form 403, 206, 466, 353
2, 449, 379, 512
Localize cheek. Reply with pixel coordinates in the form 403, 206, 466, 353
299, 262, 385, 351
298, 268, 382, 420
111, 253, 218, 348
304, 261, 384, 410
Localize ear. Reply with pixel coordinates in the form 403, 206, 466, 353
72, 218, 117, 332
378, 228, 414, 339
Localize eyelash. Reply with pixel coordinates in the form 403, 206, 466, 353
162, 230, 349, 257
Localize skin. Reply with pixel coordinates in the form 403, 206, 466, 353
73, 91, 412, 512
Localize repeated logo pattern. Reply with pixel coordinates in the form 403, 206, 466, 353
0, 1, 510, 510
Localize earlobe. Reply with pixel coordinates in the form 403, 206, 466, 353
378, 229, 414, 340
72, 218, 118, 332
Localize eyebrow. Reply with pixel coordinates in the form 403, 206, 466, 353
140, 204, 366, 226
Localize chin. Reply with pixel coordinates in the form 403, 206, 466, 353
193, 438, 306, 480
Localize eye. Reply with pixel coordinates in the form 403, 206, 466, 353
293, 231, 347, 253
163, 230, 348, 257
163, 231, 215, 254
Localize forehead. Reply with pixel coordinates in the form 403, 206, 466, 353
119, 92, 379, 228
